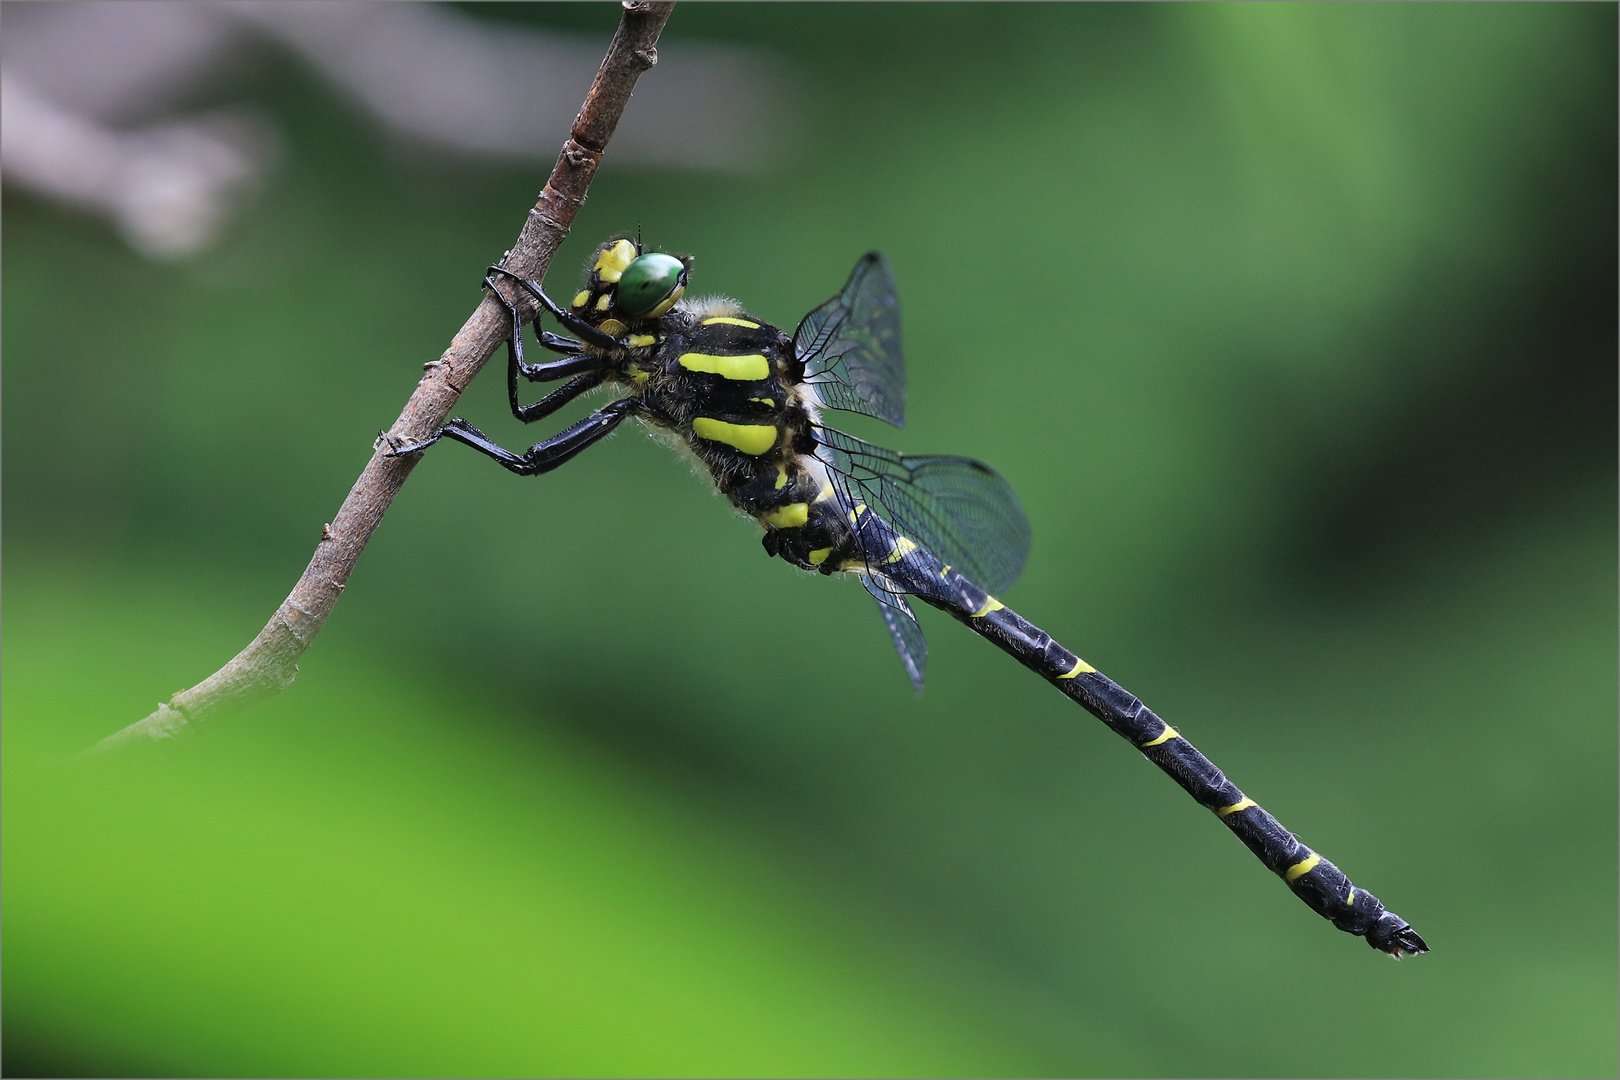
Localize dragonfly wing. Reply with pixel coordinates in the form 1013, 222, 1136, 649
814, 425, 1031, 595
861, 573, 928, 691
795, 253, 906, 427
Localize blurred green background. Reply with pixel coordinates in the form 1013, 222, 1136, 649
5, 4, 1616, 1076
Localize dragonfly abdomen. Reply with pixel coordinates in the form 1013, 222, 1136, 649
915, 567, 1428, 958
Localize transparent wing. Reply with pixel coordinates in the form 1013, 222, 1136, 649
861, 577, 928, 692
794, 252, 906, 427
815, 424, 1031, 596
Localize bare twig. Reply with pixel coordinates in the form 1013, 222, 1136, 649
89, 2, 675, 755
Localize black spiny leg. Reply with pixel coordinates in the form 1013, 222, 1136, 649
482, 276, 611, 424
392, 397, 638, 476
513, 372, 606, 424
486, 264, 622, 350
537, 330, 587, 355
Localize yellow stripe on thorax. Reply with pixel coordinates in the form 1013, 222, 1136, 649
807, 547, 833, 565
678, 352, 770, 381
701, 316, 761, 328
691, 417, 778, 456
762, 503, 809, 529
1285, 853, 1321, 882
1056, 655, 1095, 679
1216, 797, 1256, 818
1140, 724, 1179, 747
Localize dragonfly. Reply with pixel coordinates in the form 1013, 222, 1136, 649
391, 237, 1429, 958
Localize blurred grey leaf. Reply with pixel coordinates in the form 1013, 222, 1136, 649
221, 1, 793, 170
1, 1, 795, 259
1, 72, 270, 259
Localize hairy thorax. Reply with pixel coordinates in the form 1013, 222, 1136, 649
586, 297, 853, 571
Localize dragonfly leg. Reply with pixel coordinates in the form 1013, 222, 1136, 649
512, 372, 606, 425
390, 397, 638, 474
537, 330, 585, 355
486, 264, 621, 350
482, 275, 614, 424
483, 273, 587, 356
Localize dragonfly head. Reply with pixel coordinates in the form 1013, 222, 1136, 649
571, 237, 689, 332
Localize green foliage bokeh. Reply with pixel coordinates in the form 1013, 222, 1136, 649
4, 4, 1616, 1076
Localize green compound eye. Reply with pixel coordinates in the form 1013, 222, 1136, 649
615, 252, 686, 318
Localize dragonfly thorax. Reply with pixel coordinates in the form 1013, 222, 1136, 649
619, 294, 842, 564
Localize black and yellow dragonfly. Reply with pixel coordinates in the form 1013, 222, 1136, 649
393, 237, 1429, 958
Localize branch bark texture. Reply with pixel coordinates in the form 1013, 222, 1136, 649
91, 2, 675, 755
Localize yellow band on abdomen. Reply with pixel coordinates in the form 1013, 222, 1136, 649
1140, 725, 1179, 747
678, 352, 770, 381
1285, 854, 1321, 882
1056, 656, 1095, 679
692, 417, 779, 456
1216, 797, 1256, 818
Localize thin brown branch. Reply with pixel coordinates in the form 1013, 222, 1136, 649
89, 1, 676, 755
